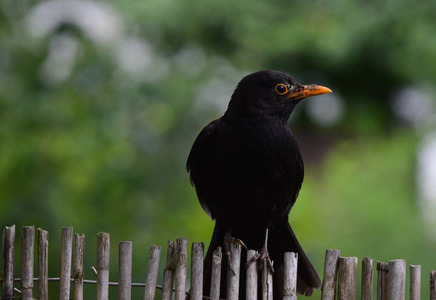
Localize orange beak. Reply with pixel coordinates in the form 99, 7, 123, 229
289, 84, 332, 101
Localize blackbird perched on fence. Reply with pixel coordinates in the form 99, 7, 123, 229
187, 70, 332, 298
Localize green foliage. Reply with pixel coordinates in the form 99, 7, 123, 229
291, 131, 433, 297
0, 0, 435, 297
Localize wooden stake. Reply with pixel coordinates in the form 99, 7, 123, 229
97, 232, 110, 300
261, 259, 273, 300
246, 250, 258, 300
430, 270, 436, 300
190, 242, 204, 300
226, 243, 241, 300
377, 262, 389, 300
361, 256, 374, 300
283, 252, 298, 300
387, 259, 406, 300
410, 265, 420, 300
73, 233, 85, 300
21, 226, 35, 300
337, 256, 358, 300
144, 245, 161, 300
162, 240, 176, 300
60, 227, 73, 300
38, 228, 49, 300
210, 247, 222, 300
410, 265, 421, 300
321, 249, 341, 300
118, 241, 133, 300
174, 238, 188, 300
2, 225, 16, 299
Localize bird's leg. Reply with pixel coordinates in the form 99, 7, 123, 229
224, 226, 247, 275
245, 227, 275, 274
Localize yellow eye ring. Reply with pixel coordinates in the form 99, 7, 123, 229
275, 83, 289, 96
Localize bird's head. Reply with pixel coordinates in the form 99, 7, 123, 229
225, 70, 332, 120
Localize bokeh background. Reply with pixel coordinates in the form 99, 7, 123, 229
1, 0, 436, 298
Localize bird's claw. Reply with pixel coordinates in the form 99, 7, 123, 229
224, 232, 247, 275
245, 245, 275, 274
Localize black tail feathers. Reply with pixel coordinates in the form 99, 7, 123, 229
201, 221, 320, 299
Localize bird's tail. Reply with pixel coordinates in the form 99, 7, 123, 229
202, 221, 321, 298
269, 221, 321, 297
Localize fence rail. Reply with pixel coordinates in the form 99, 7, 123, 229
1, 225, 436, 299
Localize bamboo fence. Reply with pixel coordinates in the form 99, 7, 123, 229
1, 225, 435, 299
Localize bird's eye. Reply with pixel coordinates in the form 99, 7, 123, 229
274, 83, 289, 96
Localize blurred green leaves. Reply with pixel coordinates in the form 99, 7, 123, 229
0, 0, 435, 297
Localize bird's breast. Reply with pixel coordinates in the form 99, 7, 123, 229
201, 120, 302, 221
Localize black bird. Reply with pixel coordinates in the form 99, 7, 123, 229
187, 70, 331, 298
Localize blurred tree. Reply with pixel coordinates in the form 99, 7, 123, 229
0, 0, 435, 298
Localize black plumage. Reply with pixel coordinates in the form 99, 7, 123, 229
187, 70, 331, 298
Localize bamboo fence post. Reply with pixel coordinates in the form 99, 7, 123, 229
97, 232, 111, 300
261, 259, 273, 300
73, 233, 85, 300
190, 242, 204, 300
283, 252, 298, 300
21, 226, 35, 300
38, 228, 49, 300
162, 240, 176, 300
226, 243, 241, 300
210, 247, 222, 300
60, 227, 73, 300
430, 270, 436, 300
118, 241, 133, 300
409, 265, 421, 300
337, 256, 358, 300
321, 249, 341, 300
144, 245, 161, 300
2, 225, 16, 299
246, 250, 258, 300
377, 262, 389, 300
174, 238, 188, 300
361, 256, 374, 300
387, 259, 406, 300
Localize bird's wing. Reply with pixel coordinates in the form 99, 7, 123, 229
186, 119, 221, 187
284, 130, 305, 210
294, 149, 305, 203
186, 119, 223, 218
